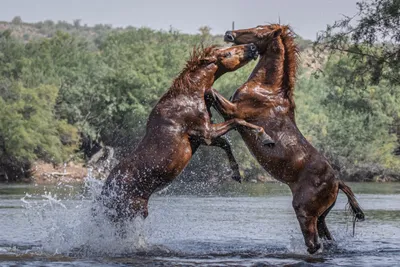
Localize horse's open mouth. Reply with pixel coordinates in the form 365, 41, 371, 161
246, 44, 259, 60
249, 50, 259, 60
224, 32, 258, 60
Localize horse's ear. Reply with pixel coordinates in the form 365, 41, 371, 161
201, 55, 217, 64
273, 28, 283, 38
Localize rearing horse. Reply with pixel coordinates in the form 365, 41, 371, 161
100, 44, 273, 223
210, 24, 365, 254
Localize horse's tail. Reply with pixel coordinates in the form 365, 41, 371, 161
339, 180, 365, 221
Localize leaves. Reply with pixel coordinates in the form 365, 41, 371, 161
0, 83, 78, 163
296, 57, 400, 171
315, 0, 400, 85
0, 16, 399, 181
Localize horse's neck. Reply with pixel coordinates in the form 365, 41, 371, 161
244, 50, 297, 122
247, 51, 284, 91
172, 69, 214, 98
193, 68, 215, 93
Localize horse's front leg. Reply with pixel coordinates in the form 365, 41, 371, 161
206, 88, 238, 119
203, 95, 242, 182
204, 119, 274, 147
209, 136, 242, 183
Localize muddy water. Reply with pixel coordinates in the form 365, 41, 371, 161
0, 182, 399, 266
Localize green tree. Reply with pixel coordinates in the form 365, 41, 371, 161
314, 0, 400, 170
296, 57, 400, 176
0, 83, 79, 181
1, 16, 397, 182
316, 0, 400, 85
11, 16, 22, 25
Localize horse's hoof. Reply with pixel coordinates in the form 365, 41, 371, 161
232, 174, 242, 183
307, 243, 321, 254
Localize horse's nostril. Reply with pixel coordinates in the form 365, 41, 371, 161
250, 44, 257, 51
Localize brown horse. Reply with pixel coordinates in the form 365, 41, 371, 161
100, 44, 274, 223
210, 24, 365, 254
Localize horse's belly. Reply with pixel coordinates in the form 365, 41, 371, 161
239, 128, 307, 183
164, 138, 193, 178
110, 134, 192, 194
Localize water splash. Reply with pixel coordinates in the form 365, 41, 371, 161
21, 176, 151, 257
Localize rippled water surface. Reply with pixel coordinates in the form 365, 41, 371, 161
1, 181, 400, 267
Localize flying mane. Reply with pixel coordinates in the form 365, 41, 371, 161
171, 46, 216, 93
274, 24, 299, 110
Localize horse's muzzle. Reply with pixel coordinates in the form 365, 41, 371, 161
263, 139, 275, 148
246, 44, 259, 60
224, 31, 235, 42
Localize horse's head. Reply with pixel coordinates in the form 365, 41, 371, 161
174, 44, 259, 89
225, 24, 289, 54
205, 44, 259, 78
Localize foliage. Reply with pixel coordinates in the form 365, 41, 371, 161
296, 61, 400, 172
0, 16, 398, 182
315, 0, 400, 85
313, 0, 400, 175
11, 16, 22, 25
0, 83, 79, 181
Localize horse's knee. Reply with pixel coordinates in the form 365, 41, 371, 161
292, 198, 304, 214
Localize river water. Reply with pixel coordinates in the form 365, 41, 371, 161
0, 180, 399, 267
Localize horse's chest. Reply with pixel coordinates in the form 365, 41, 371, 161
186, 100, 210, 123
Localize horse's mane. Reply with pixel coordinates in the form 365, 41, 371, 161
273, 24, 299, 110
171, 45, 216, 93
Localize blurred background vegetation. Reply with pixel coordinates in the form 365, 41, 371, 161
0, 0, 399, 182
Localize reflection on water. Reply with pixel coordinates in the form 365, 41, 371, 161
0, 181, 400, 266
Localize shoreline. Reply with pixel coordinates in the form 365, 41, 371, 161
1, 161, 398, 185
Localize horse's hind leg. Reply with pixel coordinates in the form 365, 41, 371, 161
209, 136, 242, 183
292, 188, 322, 254
293, 206, 320, 254
317, 201, 336, 241
293, 178, 339, 253
128, 197, 149, 220
113, 197, 149, 239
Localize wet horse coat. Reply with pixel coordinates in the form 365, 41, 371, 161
101, 44, 273, 222
211, 24, 365, 254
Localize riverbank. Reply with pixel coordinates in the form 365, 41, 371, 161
30, 161, 88, 184
1, 182, 400, 266
1, 161, 399, 185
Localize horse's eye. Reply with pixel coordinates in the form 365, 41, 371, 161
224, 52, 232, 57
